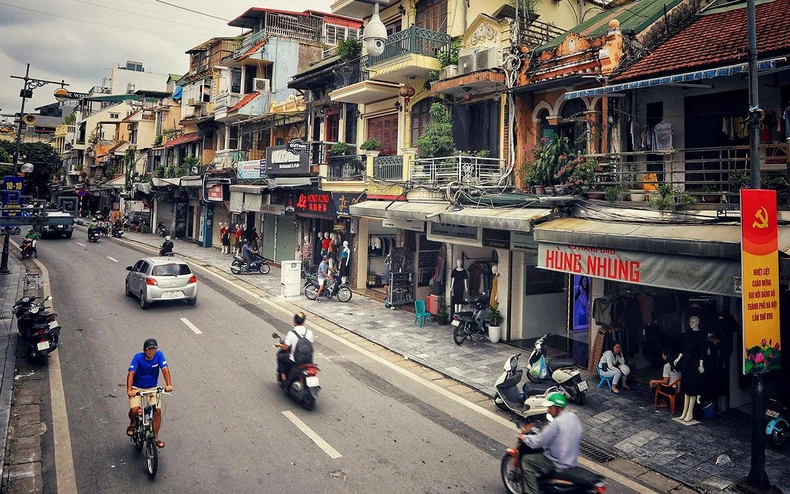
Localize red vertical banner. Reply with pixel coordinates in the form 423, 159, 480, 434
741, 189, 781, 374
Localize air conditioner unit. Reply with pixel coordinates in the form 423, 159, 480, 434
475, 47, 503, 71
253, 78, 271, 92
458, 47, 480, 74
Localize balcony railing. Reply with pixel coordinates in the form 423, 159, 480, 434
373, 155, 403, 180
581, 143, 789, 203
235, 12, 322, 58
368, 26, 450, 66
518, 18, 566, 49
412, 155, 506, 186
332, 56, 369, 90
327, 154, 365, 181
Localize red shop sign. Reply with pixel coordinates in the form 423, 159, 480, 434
294, 192, 335, 218
207, 184, 223, 201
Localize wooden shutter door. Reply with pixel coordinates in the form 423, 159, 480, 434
367, 114, 399, 156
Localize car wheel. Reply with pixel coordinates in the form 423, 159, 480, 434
125, 281, 133, 297
139, 291, 149, 310
186, 298, 196, 306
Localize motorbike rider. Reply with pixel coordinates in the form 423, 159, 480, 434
240, 239, 256, 274
160, 236, 174, 256
518, 392, 582, 494
126, 338, 173, 449
275, 312, 314, 384
315, 255, 331, 301
88, 217, 100, 238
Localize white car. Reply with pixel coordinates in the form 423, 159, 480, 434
125, 257, 197, 309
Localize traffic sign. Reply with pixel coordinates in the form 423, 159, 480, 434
77, 189, 87, 198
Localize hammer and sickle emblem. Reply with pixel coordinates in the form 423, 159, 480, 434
752, 207, 769, 229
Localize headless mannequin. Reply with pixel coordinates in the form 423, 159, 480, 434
676, 315, 705, 422
449, 259, 469, 313
340, 240, 351, 284
490, 263, 500, 309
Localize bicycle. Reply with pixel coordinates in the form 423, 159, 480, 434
130, 387, 169, 478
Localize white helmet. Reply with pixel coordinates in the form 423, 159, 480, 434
165, 236, 171, 241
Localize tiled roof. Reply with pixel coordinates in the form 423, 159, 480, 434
163, 132, 201, 148
539, 0, 682, 52
614, 0, 790, 82
229, 92, 260, 113
236, 40, 267, 61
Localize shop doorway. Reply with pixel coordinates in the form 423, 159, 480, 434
187, 205, 195, 238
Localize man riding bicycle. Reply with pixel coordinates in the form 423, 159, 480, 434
519, 392, 581, 494
127, 338, 173, 449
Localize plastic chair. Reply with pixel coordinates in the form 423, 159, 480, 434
414, 300, 432, 327
596, 367, 612, 391
654, 377, 682, 415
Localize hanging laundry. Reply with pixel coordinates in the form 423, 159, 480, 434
653, 121, 673, 150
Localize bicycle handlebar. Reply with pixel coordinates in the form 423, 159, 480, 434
135, 387, 171, 397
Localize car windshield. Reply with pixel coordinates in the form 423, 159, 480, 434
151, 264, 191, 276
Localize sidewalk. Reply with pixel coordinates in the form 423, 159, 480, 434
112, 228, 789, 493
0, 252, 29, 481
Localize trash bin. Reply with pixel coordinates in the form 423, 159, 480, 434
426, 294, 438, 315
701, 401, 716, 419
280, 260, 301, 297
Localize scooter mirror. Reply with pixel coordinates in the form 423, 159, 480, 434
545, 413, 554, 423
45, 295, 53, 301
271, 333, 280, 339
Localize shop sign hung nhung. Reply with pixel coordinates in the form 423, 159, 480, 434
537, 243, 741, 296
740, 189, 781, 374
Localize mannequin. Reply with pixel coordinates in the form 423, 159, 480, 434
490, 264, 500, 309
340, 240, 351, 284
449, 259, 469, 313
676, 315, 706, 422
302, 235, 313, 267
321, 232, 332, 256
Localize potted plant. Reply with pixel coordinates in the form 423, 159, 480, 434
649, 183, 696, 211
416, 103, 455, 158
488, 305, 503, 343
701, 184, 721, 203
437, 40, 461, 79
336, 38, 362, 61
437, 296, 449, 325
360, 138, 381, 153
329, 142, 353, 156
604, 185, 622, 202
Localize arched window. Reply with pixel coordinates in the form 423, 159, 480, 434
559, 99, 587, 154
536, 108, 554, 140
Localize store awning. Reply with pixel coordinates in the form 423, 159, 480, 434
534, 218, 744, 259
151, 178, 181, 187
269, 177, 313, 188
180, 176, 203, 187
163, 133, 201, 148
564, 59, 780, 100
229, 184, 266, 194
350, 201, 553, 232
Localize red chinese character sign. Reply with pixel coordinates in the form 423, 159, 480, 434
741, 189, 781, 374
294, 192, 336, 219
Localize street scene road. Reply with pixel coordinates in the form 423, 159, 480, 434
25, 232, 650, 493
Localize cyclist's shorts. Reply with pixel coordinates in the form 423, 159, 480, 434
317, 278, 326, 286
129, 387, 160, 410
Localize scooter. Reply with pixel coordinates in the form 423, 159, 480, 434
527, 333, 589, 405
494, 353, 562, 421
501, 421, 607, 494
112, 225, 124, 238
16, 297, 60, 365
230, 253, 271, 275
451, 295, 489, 345
13, 295, 41, 319
272, 332, 320, 410
20, 238, 37, 259
765, 398, 788, 449
303, 276, 352, 302
88, 229, 100, 242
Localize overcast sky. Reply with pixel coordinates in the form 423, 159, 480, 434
0, 0, 332, 120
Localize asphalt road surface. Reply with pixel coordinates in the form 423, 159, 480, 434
34, 232, 649, 493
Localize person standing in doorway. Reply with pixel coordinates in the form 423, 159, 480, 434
234, 225, 243, 256
220, 223, 230, 254
250, 226, 259, 251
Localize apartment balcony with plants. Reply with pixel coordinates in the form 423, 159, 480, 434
365, 26, 451, 83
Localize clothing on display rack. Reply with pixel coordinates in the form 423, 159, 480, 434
592, 295, 616, 327
652, 120, 673, 150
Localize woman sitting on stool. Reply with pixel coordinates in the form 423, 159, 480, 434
649, 349, 681, 408
598, 342, 631, 394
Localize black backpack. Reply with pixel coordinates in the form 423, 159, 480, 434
291, 329, 313, 365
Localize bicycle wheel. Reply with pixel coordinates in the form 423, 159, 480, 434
134, 428, 144, 451
145, 433, 158, 478
337, 286, 352, 303
304, 284, 318, 300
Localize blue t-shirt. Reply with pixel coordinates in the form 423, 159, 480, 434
128, 351, 168, 389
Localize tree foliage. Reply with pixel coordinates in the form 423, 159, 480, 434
415, 103, 455, 158
0, 141, 60, 197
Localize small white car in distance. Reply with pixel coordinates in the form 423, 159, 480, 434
125, 257, 197, 309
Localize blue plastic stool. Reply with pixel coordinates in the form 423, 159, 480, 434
597, 367, 612, 391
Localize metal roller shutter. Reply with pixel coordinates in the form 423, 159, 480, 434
275, 214, 297, 263
261, 214, 276, 260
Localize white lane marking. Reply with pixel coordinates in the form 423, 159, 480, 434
32, 258, 78, 493
180, 318, 202, 334
282, 411, 342, 459
76, 242, 86, 247
106, 256, 118, 263
189, 264, 655, 493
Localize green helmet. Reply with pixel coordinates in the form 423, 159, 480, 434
543, 392, 568, 408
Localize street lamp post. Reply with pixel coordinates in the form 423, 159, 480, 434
10, 63, 69, 174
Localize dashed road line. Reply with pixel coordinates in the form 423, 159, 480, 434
107, 256, 118, 263
180, 317, 202, 334
76, 242, 85, 247
282, 410, 342, 459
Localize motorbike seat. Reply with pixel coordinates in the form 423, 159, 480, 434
296, 363, 318, 370
455, 310, 474, 318
548, 466, 602, 485
522, 382, 555, 397
548, 357, 577, 369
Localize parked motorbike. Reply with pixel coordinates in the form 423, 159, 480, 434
272, 332, 320, 410
526, 333, 588, 405
155, 223, 167, 237
112, 225, 124, 238
230, 253, 271, 275
494, 353, 561, 420
303, 276, 352, 302
765, 398, 788, 449
15, 296, 60, 364
20, 238, 37, 259
13, 295, 43, 319
501, 421, 607, 494
88, 228, 100, 242
451, 295, 489, 345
